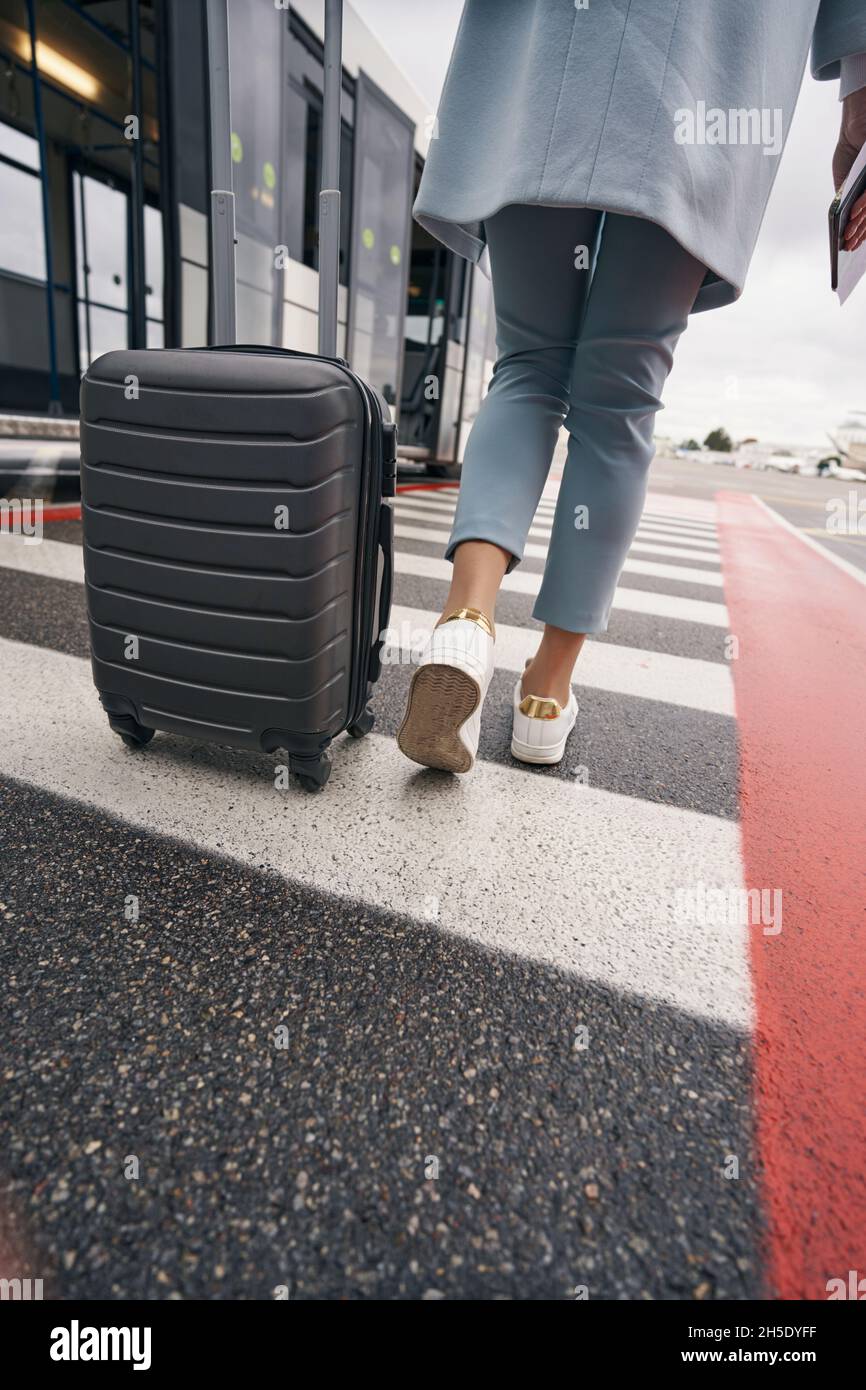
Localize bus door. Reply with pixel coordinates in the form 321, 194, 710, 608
346, 72, 414, 414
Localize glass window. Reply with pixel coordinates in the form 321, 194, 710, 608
0, 161, 46, 281
300, 92, 353, 287
229, 0, 283, 247
144, 202, 164, 324
77, 174, 128, 310
74, 170, 130, 370
283, 80, 308, 264
405, 243, 447, 348
286, 25, 354, 287
459, 266, 494, 433
78, 302, 128, 372
0, 123, 40, 170
302, 99, 321, 271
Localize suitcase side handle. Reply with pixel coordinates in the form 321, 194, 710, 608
369, 500, 394, 684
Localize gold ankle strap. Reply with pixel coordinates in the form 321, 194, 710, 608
518, 693, 563, 720
439, 607, 495, 640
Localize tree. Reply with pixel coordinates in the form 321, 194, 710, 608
679, 438, 701, 451
704, 427, 733, 452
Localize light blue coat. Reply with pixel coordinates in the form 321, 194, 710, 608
414, 0, 866, 311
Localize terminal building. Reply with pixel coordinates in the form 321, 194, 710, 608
0, 0, 496, 473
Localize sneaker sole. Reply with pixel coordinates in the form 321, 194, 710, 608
511, 716, 577, 766
397, 663, 480, 774
510, 737, 568, 766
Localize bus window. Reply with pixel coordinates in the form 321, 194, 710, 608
300, 92, 353, 288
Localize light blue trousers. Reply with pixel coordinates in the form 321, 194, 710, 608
445, 206, 707, 633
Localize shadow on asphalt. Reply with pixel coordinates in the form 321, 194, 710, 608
0, 776, 762, 1300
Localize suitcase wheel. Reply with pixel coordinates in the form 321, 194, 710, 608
347, 705, 375, 739
118, 729, 154, 750
291, 750, 332, 793
107, 713, 154, 750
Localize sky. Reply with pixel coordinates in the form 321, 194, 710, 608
353, 0, 866, 449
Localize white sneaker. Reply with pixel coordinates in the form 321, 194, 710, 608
511, 667, 578, 766
397, 607, 495, 773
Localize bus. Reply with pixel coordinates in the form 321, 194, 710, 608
0, 0, 496, 485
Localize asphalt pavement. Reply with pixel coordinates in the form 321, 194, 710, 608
0, 449, 863, 1299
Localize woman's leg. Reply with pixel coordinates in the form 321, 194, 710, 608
440, 203, 601, 625
524, 213, 707, 704
397, 204, 599, 773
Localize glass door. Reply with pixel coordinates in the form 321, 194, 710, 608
74, 170, 129, 371
456, 264, 495, 461
347, 72, 414, 413
74, 168, 164, 370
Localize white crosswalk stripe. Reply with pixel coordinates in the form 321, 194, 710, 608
0, 635, 751, 1029
643, 491, 720, 521
394, 505, 721, 562
398, 503, 720, 544
13, 445, 65, 501
628, 526, 719, 549
394, 550, 730, 624
0, 531, 83, 582
0, 531, 731, 627
501, 490, 720, 526
386, 605, 733, 715
394, 523, 726, 586
0, 474, 752, 1034
643, 522, 718, 540
393, 491, 722, 542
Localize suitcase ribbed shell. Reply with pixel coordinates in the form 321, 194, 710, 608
81, 349, 378, 756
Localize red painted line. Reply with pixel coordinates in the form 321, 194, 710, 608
717, 491, 866, 1300
40, 502, 82, 523
395, 481, 459, 494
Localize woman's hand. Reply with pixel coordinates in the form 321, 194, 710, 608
834, 86, 866, 251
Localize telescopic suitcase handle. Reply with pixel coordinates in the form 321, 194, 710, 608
204, 0, 343, 355
204, 0, 238, 345
317, 0, 343, 358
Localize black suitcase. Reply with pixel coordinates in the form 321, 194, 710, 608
80, 0, 395, 793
